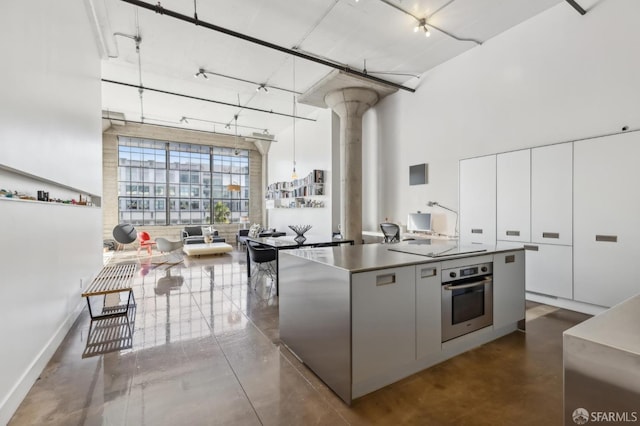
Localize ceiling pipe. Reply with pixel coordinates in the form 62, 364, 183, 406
102, 78, 316, 121
565, 0, 587, 15
119, 0, 415, 93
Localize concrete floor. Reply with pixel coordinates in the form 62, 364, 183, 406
9, 249, 590, 425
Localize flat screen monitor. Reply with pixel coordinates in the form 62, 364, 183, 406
407, 213, 432, 233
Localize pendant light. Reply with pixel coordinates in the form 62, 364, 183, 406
291, 57, 298, 180
227, 113, 241, 192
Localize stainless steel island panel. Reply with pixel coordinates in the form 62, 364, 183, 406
279, 251, 353, 404
563, 294, 640, 425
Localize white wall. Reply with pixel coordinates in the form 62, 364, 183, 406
0, 1, 103, 423
267, 109, 334, 236
363, 0, 640, 235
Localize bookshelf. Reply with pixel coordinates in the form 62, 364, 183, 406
265, 170, 325, 209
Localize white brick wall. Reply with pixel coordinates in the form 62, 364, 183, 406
102, 122, 264, 246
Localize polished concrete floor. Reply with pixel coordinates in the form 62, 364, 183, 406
9, 249, 591, 425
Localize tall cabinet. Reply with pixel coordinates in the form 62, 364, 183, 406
573, 132, 640, 307
496, 149, 530, 243
459, 155, 496, 245
527, 143, 573, 299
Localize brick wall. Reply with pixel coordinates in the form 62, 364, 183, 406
102, 122, 264, 247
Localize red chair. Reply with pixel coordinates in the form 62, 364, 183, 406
137, 231, 156, 256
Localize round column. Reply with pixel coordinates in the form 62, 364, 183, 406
325, 88, 378, 244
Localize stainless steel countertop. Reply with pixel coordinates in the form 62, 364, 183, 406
282, 241, 524, 273
564, 293, 640, 355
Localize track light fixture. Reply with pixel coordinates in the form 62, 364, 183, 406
414, 18, 430, 37
256, 84, 269, 93
194, 68, 209, 79
180, 116, 188, 123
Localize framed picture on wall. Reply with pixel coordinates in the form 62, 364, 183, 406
410, 163, 428, 185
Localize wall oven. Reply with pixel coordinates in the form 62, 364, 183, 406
441, 262, 493, 342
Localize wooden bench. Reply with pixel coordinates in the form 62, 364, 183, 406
82, 263, 137, 319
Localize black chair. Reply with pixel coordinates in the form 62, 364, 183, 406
380, 223, 401, 243
246, 242, 277, 290
112, 224, 137, 250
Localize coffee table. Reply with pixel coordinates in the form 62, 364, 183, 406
183, 242, 233, 257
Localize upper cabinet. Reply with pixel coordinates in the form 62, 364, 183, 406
531, 144, 572, 245
573, 132, 640, 307
497, 150, 531, 243
459, 155, 496, 245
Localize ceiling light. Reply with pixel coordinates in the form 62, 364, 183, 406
415, 18, 430, 37
256, 84, 269, 93
180, 116, 188, 123
194, 68, 208, 79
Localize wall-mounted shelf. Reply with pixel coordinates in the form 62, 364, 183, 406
265, 170, 325, 200
0, 163, 101, 207
266, 198, 325, 209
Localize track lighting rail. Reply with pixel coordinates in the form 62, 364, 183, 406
102, 78, 315, 121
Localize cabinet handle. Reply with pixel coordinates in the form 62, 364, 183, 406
471, 228, 483, 234
376, 273, 396, 286
506, 230, 520, 236
542, 232, 559, 239
420, 267, 437, 278
524, 245, 539, 251
505, 255, 515, 263
595, 235, 617, 243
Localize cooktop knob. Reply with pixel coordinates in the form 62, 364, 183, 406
449, 272, 457, 278
481, 266, 488, 273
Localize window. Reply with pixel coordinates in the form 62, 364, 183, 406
118, 137, 250, 226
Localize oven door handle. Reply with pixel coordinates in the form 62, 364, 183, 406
443, 277, 492, 291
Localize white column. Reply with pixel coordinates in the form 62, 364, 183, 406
325, 88, 378, 244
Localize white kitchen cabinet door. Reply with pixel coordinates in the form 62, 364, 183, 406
574, 131, 640, 307
525, 244, 573, 299
459, 155, 496, 245
352, 266, 416, 386
531, 143, 573, 245
497, 149, 531, 242
493, 251, 525, 330
415, 264, 441, 360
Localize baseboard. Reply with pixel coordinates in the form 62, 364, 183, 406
526, 292, 607, 316
0, 299, 85, 425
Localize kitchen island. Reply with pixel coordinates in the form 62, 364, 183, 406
279, 241, 525, 404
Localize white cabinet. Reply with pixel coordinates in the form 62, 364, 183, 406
493, 250, 525, 330
352, 266, 416, 386
415, 264, 441, 360
574, 132, 640, 307
459, 155, 496, 245
531, 143, 573, 245
525, 244, 573, 299
497, 150, 530, 242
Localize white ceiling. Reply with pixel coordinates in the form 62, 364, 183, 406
92, 0, 566, 138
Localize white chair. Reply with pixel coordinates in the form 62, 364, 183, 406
155, 238, 183, 262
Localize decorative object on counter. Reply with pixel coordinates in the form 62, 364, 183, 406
289, 224, 312, 244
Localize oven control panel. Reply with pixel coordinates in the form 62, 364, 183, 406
442, 262, 493, 283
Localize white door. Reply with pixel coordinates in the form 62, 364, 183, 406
497, 149, 530, 242
525, 244, 573, 299
459, 155, 496, 245
574, 131, 640, 307
531, 143, 573, 245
